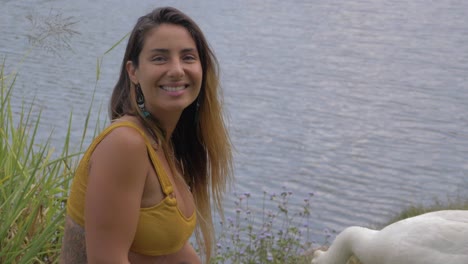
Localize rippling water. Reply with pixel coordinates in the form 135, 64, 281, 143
2, 0, 468, 245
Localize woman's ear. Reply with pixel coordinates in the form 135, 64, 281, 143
126, 61, 138, 84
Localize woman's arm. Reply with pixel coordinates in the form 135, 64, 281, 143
85, 127, 148, 264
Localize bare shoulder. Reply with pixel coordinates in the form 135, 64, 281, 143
59, 216, 87, 264
100, 123, 148, 152
90, 123, 149, 178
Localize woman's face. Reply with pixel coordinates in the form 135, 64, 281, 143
127, 23, 202, 119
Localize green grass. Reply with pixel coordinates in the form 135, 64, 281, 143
382, 196, 468, 227
0, 13, 119, 262
0, 60, 79, 263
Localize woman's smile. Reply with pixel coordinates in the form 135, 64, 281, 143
160, 85, 187, 92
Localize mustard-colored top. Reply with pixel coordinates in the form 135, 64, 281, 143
66, 121, 196, 256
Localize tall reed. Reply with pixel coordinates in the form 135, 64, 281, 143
0, 59, 85, 263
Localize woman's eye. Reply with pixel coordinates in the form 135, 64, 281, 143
183, 55, 197, 61
152, 56, 166, 63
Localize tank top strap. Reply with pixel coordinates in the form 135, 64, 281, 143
98, 121, 174, 196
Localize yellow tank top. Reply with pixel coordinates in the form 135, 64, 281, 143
67, 121, 196, 256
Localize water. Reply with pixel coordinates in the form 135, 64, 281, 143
1, 0, 468, 245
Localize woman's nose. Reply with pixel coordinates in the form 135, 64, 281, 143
168, 60, 185, 79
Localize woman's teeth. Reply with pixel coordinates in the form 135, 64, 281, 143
161, 86, 185, 92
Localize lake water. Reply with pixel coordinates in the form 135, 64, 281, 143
2, 0, 468, 246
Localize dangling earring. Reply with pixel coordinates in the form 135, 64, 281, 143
136, 84, 150, 118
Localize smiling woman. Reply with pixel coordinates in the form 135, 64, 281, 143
60, 6, 233, 264
126, 23, 203, 119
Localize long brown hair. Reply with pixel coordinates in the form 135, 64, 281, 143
109, 7, 233, 262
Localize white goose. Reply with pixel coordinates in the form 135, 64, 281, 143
311, 210, 468, 264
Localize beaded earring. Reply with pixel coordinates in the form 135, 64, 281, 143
135, 84, 150, 118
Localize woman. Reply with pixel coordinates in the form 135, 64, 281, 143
60, 7, 233, 264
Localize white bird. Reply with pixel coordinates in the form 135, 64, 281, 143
311, 210, 468, 264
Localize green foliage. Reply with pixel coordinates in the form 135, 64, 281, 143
0, 9, 127, 262
0, 61, 78, 263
